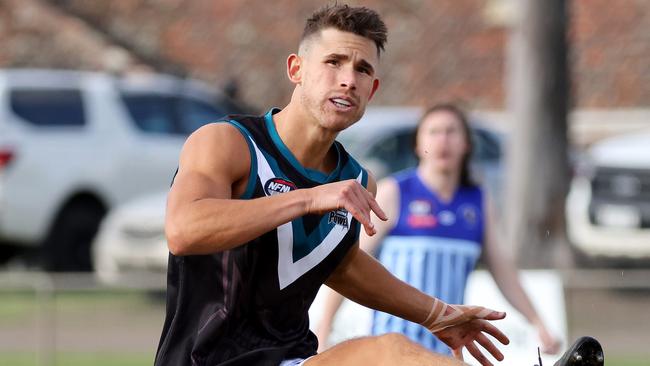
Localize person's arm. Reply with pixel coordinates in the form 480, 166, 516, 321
482, 193, 561, 354
321, 177, 509, 365
314, 177, 399, 351
325, 237, 509, 365
165, 123, 386, 255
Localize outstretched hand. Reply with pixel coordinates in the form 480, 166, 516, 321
425, 304, 509, 366
436, 317, 509, 366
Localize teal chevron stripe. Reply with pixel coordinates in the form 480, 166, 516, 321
291, 212, 350, 262
264, 109, 343, 183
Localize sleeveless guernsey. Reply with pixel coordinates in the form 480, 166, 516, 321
155, 109, 367, 366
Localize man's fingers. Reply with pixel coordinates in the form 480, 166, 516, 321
483, 311, 506, 321
363, 188, 388, 221
337, 181, 389, 236
363, 221, 376, 236
346, 202, 376, 236
475, 333, 504, 361
369, 198, 387, 221
345, 185, 380, 236
345, 204, 375, 236
481, 321, 510, 346
473, 307, 506, 321
466, 342, 493, 366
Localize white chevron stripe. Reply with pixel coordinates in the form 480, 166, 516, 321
248, 139, 363, 290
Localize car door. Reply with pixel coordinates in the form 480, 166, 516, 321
119, 91, 236, 199
117, 93, 186, 199
363, 129, 418, 179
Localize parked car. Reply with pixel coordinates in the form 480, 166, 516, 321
566, 130, 650, 264
0, 68, 245, 271
93, 191, 169, 284
93, 106, 504, 283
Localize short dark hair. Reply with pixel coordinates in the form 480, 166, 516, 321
414, 104, 475, 187
302, 4, 388, 56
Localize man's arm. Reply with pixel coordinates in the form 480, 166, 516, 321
325, 242, 432, 325
325, 242, 508, 364
315, 177, 399, 351
165, 123, 386, 255
482, 193, 561, 354
325, 176, 509, 365
323, 174, 440, 324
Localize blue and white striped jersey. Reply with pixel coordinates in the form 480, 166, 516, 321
372, 169, 484, 354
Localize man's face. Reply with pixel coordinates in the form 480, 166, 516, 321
292, 28, 380, 132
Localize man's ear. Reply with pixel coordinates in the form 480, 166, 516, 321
368, 78, 380, 101
287, 54, 302, 84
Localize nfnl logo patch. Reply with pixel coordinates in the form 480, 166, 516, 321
328, 209, 349, 228
264, 178, 297, 196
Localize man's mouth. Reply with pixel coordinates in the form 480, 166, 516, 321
330, 97, 354, 110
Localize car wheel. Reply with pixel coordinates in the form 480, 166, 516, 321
0, 243, 21, 265
42, 200, 106, 272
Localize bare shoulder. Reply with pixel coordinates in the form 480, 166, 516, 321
179, 122, 250, 176
182, 122, 249, 160
174, 122, 251, 195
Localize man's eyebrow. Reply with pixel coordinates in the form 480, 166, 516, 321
325, 53, 375, 74
325, 53, 349, 61
357, 59, 375, 74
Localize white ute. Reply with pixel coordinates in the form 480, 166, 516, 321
566, 130, 650, 262
0, 69, 242, 271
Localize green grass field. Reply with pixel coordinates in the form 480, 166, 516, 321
0, 352, 152, 366
0, 291, 163, 365
1, 291, 649, 366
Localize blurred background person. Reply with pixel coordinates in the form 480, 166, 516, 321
315, 104, 561, 356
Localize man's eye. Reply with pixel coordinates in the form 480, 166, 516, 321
326, 59, 339, 65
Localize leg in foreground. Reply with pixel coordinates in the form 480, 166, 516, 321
306, 333, 467, 366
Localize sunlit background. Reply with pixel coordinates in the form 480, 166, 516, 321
0, 0, 648, 365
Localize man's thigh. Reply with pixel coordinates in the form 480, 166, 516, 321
305, 333, 464, 366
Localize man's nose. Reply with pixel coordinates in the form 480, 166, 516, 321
435, 132, 450, 144
339, 67, 357, 90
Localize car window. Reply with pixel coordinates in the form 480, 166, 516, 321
10, 89, 86, 127
177, 98, 227, 134
367, 130, 418, 174
471, 129, 501, 162
121, 94, 176, 134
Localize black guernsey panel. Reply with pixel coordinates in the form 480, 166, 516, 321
155, 108, 368, 366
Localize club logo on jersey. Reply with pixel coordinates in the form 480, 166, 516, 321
458, 204, 478, 228
328, 208, 349, 228
438, 210, 456, 226
409, 200, 432, 215
264, 178, 297, 196
407, 199, 437, 228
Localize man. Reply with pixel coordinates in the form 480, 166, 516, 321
155, 4, 509, 366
